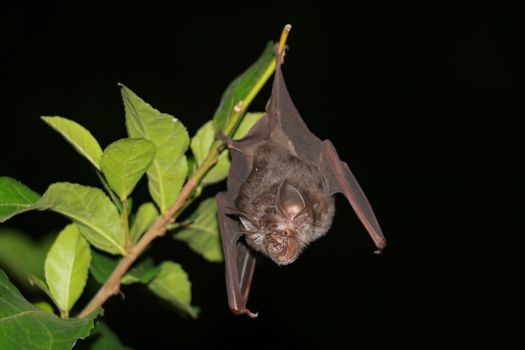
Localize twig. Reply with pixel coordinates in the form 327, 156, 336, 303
77, 24, 292, 318
78, 178, 196, 318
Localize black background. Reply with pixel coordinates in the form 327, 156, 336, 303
1, 1, 524, 349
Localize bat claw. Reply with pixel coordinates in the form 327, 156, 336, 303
230, 306, 259, 318
217, 131, 247, 154
374, 248, 383, 255
245, 310, 259, 318
216, 130, 232, 145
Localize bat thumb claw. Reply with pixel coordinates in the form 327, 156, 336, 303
374, 248, 384, 255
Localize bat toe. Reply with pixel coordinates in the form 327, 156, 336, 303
230, 306, 259, 318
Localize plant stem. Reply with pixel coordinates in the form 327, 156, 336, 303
77, 24, 292, 318
78, 178, 197, 318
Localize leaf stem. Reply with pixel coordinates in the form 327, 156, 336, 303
77, 24, 292, 318
96, 171, 122, 213
121, 198, 130, 249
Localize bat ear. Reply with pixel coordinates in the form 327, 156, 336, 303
276, 180, 305, 220
225, 206, 259, 232
239, 217, 258, 233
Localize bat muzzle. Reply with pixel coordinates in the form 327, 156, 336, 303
266, 229, 298, 265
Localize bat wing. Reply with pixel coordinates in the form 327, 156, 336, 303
216, 192, 258, 318
218, 45, 385, 317
265, 46, 386, 253
319, 140, 386, 253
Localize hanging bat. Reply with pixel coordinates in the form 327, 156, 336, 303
216, 46, 386, 318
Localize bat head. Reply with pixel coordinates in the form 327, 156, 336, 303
240, 213, 302, 265
238, 180, 334, 265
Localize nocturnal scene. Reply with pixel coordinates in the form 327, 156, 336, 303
0, 2, 522, 349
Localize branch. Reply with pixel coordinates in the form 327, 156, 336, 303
77, 24, 292, 318
78, 178, 196, 318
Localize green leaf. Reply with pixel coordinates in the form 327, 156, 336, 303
129, 202, 158, 244
190, 121, 215, 166
45, 224, 91, 313
121, 258, 159, 285
126, 197, 133, 216
36, 183, 126, 255
33, 301, 54, 314
148, 261, 197, 318
28, 274, 55, 303
41, 116, 103, 170
121, 85, 189, 214
87, 322, 131, 350
0, 228, 52, 285
212, 42, 273, 131
0, 269, 100, 350
89, 250, 119, 285
190, 121, 230, 185
89, 250, 158, 286
233, 112, 265, 140
0, 177, 40, 222
202, 151, 230, 185
190, 112, 264, 186
101, 138, 156, 200
174, 198, 223, 262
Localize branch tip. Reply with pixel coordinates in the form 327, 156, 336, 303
278, 24, 292, 54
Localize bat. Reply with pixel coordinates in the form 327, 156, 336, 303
216, 45, 386, 318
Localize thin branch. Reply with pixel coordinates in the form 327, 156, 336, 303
77, 24, 292, 318
78, 179, 196, 317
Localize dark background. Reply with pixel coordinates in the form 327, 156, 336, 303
1, 1, 524, 349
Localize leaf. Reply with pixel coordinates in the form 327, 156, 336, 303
45, 224, 91, 313
33, 301, 54, 314
203, 112, 263, 185
190, 121, 215, 166
121, 258, 159, 285
0, 177, 40, 222
190, 112, 264, 186
0, 269, 100, 350
189, 121, 229, 185
36, 183, 126, 255
0, 228, 52, 285
41, 116, 103, 170
212, 42, 273, 131
129, 202, 158, 244
233, 112, 265, 140
101, 138, 156, 200
89, 251, 158, 286
89, 250, 119, 285
87, 322, 131, 350
121, 84, 189, 214
148, 261, 197, 318
202, 151, 230, 185
28, 274, 55, 303
174, 198, 223, 262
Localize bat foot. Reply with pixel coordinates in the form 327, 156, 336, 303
230, 306, 259, 318
374, 248, 384, 255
